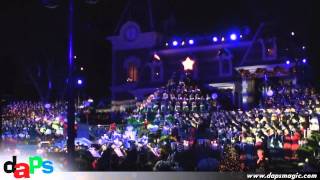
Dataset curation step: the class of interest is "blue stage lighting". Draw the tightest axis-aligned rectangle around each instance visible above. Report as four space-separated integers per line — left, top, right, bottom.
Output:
286 60 290 65
172 41 178 46
230 33 237 40
212 37 218 42
302 58 307 63
188 39 194 45
77 79 83 85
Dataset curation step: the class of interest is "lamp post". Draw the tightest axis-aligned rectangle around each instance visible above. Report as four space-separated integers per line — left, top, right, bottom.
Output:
41 0 99 158
41 0 76 159
66 0 76 156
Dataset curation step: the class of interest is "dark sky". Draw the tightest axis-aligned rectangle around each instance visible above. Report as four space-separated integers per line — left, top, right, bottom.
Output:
0 0 318 101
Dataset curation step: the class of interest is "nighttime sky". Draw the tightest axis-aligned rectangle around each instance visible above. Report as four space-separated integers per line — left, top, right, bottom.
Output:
0 0 318 101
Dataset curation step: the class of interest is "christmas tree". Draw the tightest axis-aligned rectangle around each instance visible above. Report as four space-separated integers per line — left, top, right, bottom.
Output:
125 75 217 135
219 145 242 171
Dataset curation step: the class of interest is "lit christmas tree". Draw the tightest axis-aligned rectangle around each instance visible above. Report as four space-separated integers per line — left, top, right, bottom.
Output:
125 75 217 133
219 145 242 171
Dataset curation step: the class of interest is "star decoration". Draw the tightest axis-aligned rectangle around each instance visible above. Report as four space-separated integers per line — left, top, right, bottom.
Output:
182 57 195 71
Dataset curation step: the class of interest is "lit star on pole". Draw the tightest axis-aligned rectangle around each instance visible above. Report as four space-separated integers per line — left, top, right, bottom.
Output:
182 57 195 71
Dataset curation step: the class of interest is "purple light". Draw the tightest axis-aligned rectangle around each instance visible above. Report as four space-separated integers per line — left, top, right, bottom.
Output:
212 37 218 42
267 89 274 97
68 0 74 71
188 39 194 45
302 58 307 63
211 93 218 100
172 41 178 46
77 79 83 85
230 33 237 40
48 81 52 89
45 103 51 109
286 60 290 65
291 32 295 36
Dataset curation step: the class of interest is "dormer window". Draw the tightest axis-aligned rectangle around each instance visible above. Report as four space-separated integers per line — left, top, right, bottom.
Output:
216 48 233 77
148 61 163 82
266 48 274 56
260 38 277 60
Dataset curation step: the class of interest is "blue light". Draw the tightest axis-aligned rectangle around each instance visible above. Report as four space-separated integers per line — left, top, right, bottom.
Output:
211 93 218 100
77 79 83 85
302 58 307 63
212 37 218 42
172 41 178 46
286 60 290 65
188 39 194 45
230 33 237 40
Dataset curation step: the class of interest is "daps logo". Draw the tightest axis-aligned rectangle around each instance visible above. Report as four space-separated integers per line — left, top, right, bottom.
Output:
2 156 54 178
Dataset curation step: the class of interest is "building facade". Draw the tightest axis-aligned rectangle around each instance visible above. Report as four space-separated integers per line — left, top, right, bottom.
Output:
107 21 295 110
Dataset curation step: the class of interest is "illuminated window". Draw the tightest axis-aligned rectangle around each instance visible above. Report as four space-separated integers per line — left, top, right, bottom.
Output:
127 63 138 82
123 56 140 83
266 48 274 56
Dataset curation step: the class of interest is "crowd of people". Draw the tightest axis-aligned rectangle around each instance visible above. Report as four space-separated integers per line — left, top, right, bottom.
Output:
126 78 217 136
80 78 319 171
1 101 67 143
1 77 320 172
